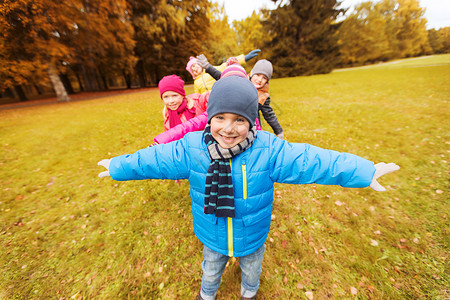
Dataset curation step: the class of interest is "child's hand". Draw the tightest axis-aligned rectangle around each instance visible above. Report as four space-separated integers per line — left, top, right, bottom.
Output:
98 159 111 178
244 49 261 61
370 162 400 191
196 54 209 69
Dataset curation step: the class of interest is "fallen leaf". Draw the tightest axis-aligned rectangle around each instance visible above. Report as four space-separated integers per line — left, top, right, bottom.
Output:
374 230 381 235
370 239 379 246
335 201 344 206
281 240 288 249
296 283 304 289
436 189 443 194
305 291 314 300
400 238 407 243
413 238 419 244
350 286 357 295
367 285 375 292
279 225 288 232
283 276 288 284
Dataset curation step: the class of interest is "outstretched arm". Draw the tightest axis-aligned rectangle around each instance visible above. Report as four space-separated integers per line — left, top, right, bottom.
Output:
153 112 208 144
270 137 399 190
197 54 222 80
259 98 283 136
98 139 191 181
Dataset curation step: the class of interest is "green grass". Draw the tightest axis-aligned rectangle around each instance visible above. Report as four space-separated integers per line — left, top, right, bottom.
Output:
1 54 449 299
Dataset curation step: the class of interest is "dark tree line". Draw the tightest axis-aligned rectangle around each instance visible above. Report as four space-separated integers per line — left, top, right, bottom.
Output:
0 0 447 102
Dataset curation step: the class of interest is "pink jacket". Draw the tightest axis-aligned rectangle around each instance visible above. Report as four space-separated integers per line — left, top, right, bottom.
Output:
154 112 262 144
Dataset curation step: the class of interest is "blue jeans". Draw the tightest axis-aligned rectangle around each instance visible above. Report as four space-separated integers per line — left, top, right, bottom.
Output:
200 244 265 300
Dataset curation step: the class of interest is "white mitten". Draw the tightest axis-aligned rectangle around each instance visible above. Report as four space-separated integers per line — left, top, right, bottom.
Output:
370 162 400 191
97 159 111 178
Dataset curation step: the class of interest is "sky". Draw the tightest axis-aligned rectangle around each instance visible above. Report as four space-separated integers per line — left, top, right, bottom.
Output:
213 0 450 30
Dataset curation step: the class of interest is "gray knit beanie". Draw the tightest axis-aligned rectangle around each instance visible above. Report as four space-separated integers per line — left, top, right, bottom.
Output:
250 59 273 80
207 76 258 127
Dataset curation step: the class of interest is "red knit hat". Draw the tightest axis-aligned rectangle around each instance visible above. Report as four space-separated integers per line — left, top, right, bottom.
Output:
158 75 186 98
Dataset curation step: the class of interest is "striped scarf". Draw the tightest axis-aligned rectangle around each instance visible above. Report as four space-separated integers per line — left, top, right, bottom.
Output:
203 125 256 218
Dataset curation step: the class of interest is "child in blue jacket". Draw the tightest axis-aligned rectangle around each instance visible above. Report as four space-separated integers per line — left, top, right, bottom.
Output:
98 76 399 300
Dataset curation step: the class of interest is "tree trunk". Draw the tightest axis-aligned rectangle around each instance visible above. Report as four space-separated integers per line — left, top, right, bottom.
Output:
59 73 75 94
136 59 147 87
3 87 15 99
33 82 43 95
48 65 70 102
123 70 132 89
80 64 100 92
75 71 84 92
14 85 28 101
98 68 108 90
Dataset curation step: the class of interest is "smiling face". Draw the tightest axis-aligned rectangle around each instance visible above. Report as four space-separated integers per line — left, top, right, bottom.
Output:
162 91 184 111
191 63 203 77
210 113 250 149
250 73 268 89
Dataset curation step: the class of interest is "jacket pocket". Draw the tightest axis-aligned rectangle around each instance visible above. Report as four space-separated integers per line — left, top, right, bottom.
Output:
192 203 218 245
242 206 272 248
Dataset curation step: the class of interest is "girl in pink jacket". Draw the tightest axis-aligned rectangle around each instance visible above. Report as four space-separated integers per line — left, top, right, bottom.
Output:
158 75 208 131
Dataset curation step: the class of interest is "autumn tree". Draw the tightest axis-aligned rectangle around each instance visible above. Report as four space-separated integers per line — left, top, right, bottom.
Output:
262 0 345 77
385 0 430 57
202 3 240 65
128 0 211 85
338 1 391 66
233 11 271 59
428 27 450 54
338 0 431 66
0 0 73 101
64 0 137 91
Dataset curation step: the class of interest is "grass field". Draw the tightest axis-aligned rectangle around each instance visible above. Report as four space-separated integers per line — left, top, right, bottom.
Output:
0 54 449 299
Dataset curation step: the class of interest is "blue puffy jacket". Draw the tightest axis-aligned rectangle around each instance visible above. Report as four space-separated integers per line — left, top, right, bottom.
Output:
109 131 375 257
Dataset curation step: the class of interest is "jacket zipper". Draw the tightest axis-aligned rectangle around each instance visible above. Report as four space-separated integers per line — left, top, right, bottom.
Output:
228 159 233 257
227 163 247 257
242 164 247 200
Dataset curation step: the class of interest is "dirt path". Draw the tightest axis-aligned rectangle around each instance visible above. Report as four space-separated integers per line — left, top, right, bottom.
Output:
0 86 160 111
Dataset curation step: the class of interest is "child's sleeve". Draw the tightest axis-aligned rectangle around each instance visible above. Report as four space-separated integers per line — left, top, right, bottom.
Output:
108 138 191 181
205 65 222 81
270 137 376 188
259 98 283 135
154 113 208 144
